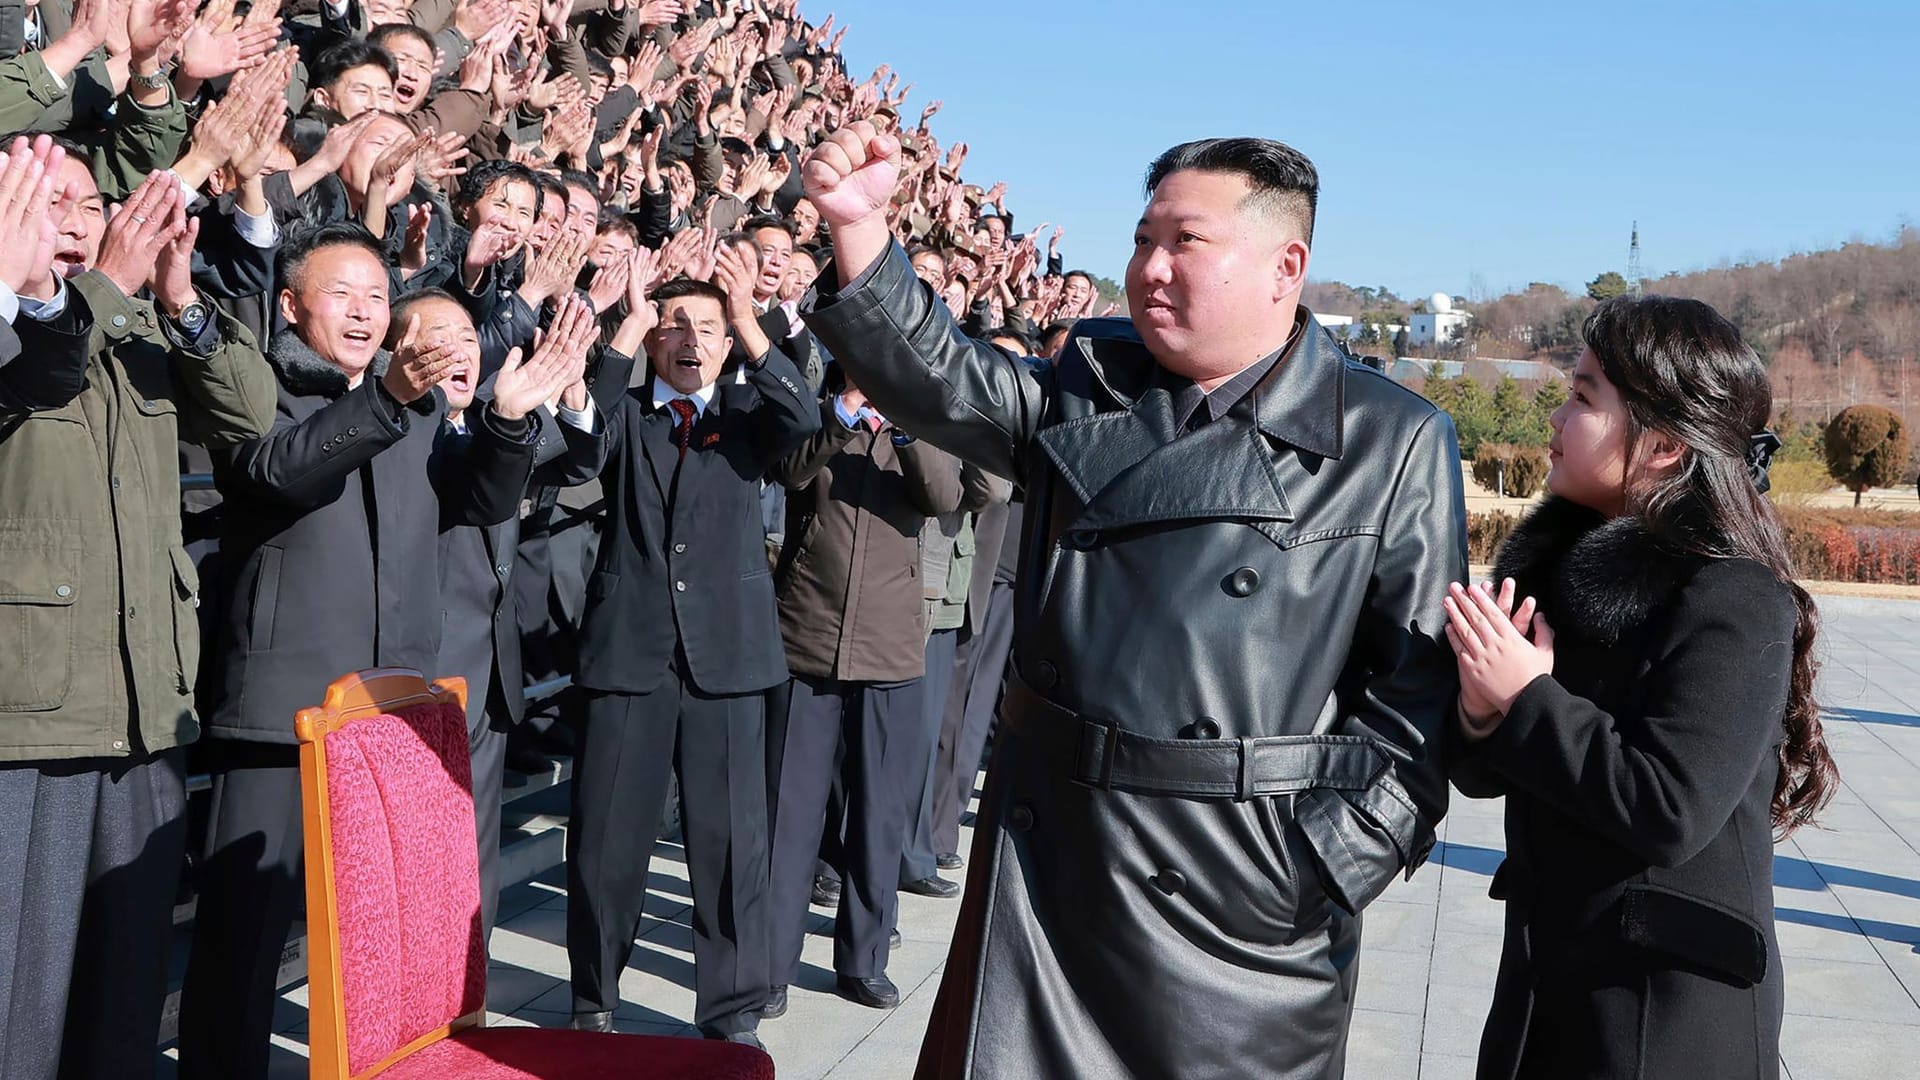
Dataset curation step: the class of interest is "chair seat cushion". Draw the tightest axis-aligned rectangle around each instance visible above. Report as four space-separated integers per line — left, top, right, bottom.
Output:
378 1027 774 1079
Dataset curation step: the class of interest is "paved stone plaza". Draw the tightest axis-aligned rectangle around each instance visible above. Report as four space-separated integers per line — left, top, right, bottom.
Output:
177 594 1920 1078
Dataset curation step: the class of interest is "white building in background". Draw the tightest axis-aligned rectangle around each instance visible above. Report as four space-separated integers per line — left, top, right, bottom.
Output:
1313 313 1408 345
1409 292 1471 347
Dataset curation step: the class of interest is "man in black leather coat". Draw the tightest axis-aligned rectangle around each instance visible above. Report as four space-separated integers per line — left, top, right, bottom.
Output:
798 127 1468 1078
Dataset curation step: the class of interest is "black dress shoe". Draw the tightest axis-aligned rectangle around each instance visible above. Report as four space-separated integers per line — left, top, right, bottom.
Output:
713 1030 766 1052
889 928 902 949
936 852 964 871
568 1010 614 1032
901 874 961 898
763 985 788 1019
835 974 901 1009
811 874 842 907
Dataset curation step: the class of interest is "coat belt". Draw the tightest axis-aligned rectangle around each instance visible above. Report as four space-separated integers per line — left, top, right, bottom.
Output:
1003 671 1390 800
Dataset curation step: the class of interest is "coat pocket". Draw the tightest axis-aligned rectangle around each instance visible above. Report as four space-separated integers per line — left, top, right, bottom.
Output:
248 546 283 652
0 548 80 711
1618 883 1768 988
169 547 201 695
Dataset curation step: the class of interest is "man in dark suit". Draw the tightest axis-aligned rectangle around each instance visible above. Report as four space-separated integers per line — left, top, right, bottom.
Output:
545 254 819 1049
180 225 575 1080
415 287 637 943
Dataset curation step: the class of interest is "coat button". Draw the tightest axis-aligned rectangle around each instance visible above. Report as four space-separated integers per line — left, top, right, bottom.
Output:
1008 804 1035 831
55 584 73 598
1034 660 1058 689
496 563 510 576
142 399 157 410
112 739 126 750
111 315 127 328
1227 567 1262 597
1190 717 1220 740
673 543 687 554
1068 529 1099 551
347 426 359 437
1152 870 1186 895
675 580 687 592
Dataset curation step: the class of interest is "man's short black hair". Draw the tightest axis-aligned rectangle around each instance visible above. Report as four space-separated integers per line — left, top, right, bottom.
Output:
456 159 540 216
653 277 731 311
742 214 791 240
311 39 399 90
559 168 600 206
278 221 385 294
596 212 641 244
368 22 436 59
1144 137 1318 245
1064 269 1094 287
387 286 467 347
533 172 568 207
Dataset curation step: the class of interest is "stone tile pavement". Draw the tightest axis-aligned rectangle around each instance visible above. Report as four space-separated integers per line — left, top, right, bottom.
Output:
165 594 1920 1078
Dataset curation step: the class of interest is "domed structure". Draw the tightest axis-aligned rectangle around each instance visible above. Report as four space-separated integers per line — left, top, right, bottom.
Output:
1428 292 1454 314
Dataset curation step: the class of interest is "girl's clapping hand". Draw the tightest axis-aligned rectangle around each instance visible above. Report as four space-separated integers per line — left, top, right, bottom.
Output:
1445 578 1554 740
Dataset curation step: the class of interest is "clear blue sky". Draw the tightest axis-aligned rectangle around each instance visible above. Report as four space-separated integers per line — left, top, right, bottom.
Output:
820 0 1920 302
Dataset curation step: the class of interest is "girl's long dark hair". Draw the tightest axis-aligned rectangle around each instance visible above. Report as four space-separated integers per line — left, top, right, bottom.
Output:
1585 295 1837 835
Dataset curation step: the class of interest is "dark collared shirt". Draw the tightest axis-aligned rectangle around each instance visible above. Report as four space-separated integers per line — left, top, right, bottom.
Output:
1158 313 1308 434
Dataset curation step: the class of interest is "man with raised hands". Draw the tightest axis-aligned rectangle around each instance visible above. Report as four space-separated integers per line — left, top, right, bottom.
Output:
543 240 818 1051
178 222 577 1080
0 136 277 1080
799 122 1465 1079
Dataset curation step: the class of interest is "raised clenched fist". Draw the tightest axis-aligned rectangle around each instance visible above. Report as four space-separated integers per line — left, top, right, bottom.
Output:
801 120 902 232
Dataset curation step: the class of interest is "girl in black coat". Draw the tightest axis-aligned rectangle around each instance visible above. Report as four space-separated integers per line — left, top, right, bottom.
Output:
1445 296 1838 1080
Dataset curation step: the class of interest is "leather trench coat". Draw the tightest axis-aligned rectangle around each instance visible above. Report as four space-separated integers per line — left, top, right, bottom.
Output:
805 243 1467 1079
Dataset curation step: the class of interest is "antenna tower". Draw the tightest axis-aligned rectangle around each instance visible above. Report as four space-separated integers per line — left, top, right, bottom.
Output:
1628 221 1644 296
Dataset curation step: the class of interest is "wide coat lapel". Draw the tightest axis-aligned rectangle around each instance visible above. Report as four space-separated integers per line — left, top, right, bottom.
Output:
1035 320 1349 533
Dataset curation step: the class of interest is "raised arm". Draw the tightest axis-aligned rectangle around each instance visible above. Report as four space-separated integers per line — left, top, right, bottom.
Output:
800 121 1049 485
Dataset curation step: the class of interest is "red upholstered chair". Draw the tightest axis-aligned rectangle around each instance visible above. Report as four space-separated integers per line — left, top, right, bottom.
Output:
296 668 774 1080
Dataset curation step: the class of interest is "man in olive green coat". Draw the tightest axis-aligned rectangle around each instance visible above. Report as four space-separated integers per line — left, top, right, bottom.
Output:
0 145 275 1080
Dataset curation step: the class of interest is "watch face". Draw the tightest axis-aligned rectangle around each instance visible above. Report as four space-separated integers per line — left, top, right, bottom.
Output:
179 304 208 332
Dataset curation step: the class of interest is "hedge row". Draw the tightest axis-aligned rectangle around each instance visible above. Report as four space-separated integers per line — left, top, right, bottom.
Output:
1467 506 1920 585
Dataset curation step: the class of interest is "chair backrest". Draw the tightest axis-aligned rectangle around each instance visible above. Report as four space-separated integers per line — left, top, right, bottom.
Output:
297 668 485 1080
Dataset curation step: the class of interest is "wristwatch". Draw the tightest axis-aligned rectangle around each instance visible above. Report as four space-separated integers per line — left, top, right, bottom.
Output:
173 300 210 338
130 65 173 92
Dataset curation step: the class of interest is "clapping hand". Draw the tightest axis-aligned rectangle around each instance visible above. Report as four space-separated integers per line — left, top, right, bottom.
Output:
383 315 465 405
0 137 67 295
711 241 760 324
461 219 521 287
95 172 189 300
497 293 598 417
400 204 435 279
585 255 630 315
180 0 282 81
1444 578 1554 740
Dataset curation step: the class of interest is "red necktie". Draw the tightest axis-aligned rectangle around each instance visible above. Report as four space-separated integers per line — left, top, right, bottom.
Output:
668 398 697 461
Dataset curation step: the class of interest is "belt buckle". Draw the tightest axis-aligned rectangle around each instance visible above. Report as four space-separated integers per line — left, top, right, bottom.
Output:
1078 716 1120 792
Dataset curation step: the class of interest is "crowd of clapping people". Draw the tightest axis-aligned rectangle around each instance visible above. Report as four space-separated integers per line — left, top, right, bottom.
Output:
0 0 1104 1075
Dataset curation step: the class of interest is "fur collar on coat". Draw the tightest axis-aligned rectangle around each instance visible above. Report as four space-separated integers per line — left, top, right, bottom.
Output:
1491 496 1704 649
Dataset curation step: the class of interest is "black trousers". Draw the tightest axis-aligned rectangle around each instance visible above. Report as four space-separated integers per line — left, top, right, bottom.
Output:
177 740 304 1080
934 579 1015 857
566 679 770 1036
470 707 508 944
899 628 959 882
769 674 923 984
0 750 187 1080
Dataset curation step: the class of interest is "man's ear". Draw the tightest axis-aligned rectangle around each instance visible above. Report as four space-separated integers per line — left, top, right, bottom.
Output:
278 288 299 327
310 87 334 113
1275 236 1310 303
